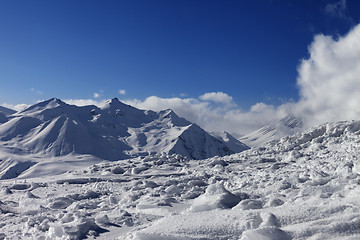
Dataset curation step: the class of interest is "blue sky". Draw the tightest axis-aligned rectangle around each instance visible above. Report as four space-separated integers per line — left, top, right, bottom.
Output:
0 0 358 106
2 0 360 135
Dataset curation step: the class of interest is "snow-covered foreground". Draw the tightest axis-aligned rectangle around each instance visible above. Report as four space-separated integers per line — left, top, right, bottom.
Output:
2 120 360 239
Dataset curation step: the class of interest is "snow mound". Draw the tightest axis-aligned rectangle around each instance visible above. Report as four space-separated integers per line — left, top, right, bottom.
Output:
189 182 240 212
0 159 36 179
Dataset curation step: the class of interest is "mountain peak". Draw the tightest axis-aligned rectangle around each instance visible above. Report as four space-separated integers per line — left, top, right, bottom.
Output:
240 114 304 148
159 109 190 127
279 114 303 129
0 97 248 161
100 98 130 111
20 98 67 113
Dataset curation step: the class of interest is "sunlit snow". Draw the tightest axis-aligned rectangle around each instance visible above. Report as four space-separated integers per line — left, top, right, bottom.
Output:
1 100 360 239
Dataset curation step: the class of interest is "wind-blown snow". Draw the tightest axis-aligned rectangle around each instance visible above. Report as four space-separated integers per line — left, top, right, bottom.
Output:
1 120 360 239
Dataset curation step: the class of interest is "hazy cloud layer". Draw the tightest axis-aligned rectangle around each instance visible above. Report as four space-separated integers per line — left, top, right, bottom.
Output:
124 96 285 136
1 103 30 112
325 0 348 19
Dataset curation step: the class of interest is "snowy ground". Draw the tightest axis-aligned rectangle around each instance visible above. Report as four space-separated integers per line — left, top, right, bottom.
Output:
1 120 360 239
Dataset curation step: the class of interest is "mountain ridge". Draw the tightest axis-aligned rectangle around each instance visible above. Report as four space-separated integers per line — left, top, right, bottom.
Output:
240 114 304 148
0 98 249 161
0 105 16 124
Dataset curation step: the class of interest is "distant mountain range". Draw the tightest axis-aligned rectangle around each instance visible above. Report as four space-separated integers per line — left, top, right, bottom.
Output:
0 98 249 160
239 114 303 147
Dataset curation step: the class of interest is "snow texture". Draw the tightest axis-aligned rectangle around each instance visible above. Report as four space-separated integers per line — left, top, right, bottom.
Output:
0 105 16 116
0 105 15 124
1 119 360 239
240 114 303 147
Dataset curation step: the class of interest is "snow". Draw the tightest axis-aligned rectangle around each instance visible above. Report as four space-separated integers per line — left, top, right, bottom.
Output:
188 182 241 212
212 131 250 153
240 114 303 148
0 112 8 124
0 105 16 116
0 98 242 163
1 99 360 239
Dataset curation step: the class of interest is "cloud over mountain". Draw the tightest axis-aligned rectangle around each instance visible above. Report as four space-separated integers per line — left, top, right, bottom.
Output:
295 23 360 127
124 95 284 136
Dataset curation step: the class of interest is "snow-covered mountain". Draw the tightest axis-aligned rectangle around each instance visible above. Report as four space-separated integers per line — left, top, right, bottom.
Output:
0 98 244 160
240 114 303 147
0 105 15 124
212 131 249 152
0 112 7 124
0 105 16 116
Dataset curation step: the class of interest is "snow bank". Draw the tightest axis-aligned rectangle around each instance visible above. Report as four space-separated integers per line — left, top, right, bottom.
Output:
189 182 240 212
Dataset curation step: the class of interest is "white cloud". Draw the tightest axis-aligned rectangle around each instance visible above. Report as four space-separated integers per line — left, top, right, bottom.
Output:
124 96 210 125
93 93 100 98
124 95 284 136
119 89 126 95
199 92 233 104
295 23 360 128
2 103 30 112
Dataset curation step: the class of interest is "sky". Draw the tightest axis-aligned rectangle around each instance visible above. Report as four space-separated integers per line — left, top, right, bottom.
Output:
1 0 360 135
